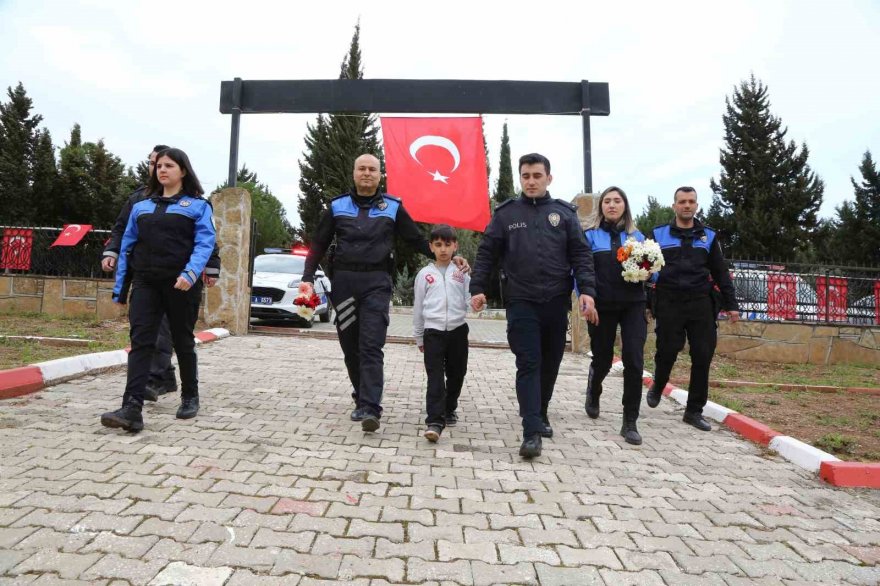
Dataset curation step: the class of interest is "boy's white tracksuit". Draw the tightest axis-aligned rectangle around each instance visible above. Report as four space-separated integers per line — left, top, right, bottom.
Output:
413 263 471 346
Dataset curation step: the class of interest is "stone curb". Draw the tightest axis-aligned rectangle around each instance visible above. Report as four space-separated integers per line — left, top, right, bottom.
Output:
0 328 231 401
620 361 879 489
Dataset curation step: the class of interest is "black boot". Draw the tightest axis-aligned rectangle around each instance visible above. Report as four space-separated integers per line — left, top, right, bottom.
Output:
683 411 711 431
350 406 367 421
176 395 199 420
101 404 144 433
540 414 553 438
519 434 542 458
620 417 642 445
362 413 380 432
646 383 662 408
585 366 602 419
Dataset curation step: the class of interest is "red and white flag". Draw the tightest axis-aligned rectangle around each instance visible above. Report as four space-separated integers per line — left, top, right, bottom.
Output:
51 224 92 247
0 228 33 270
381 117 490 232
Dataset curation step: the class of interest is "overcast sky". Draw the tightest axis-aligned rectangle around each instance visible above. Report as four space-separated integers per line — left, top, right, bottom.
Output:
2 0 879 229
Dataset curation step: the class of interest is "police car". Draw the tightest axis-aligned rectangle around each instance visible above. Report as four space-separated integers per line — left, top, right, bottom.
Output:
250 248 331 326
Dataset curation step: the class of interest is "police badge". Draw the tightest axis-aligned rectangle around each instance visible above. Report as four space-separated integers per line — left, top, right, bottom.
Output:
548 212 560 227
180 200 191 207
377 200 388 211
700 234 707 242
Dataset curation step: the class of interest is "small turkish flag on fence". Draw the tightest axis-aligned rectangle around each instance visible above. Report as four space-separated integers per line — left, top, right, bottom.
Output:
381 117 490 232
51 224 92 247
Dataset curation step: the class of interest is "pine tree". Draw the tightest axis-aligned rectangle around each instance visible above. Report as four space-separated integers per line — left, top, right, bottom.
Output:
634 196 674 234
707 76 824 260
87 139 130 227
31 129 59 224
828 151 880 266
217 166 295 253
494 122 515 202
0 83 42 224
57 124 92 224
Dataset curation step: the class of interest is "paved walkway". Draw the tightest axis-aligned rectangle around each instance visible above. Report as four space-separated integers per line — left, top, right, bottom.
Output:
1 334 879 585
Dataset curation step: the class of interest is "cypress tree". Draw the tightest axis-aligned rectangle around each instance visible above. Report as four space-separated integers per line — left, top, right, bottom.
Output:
494 122 515 203
31 129 59 225
828 151 880 266
707 75 823 260
0 83 42 224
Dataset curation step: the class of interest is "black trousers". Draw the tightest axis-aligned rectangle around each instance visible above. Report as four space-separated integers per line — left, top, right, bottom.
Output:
123 279 202 408
506 295 569 437
652 294 717 414
588 301 647 419
149 315 176 385
330 270 392 418
423 324 469 428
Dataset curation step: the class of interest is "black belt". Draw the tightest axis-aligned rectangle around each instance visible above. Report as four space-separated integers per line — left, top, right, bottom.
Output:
333 261 388 272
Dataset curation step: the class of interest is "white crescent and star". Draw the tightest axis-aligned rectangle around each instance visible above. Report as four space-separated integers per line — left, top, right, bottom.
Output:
63 225 82 236
409 135 460 184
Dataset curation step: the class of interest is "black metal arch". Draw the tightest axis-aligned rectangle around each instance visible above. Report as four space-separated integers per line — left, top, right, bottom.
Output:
219 78 610 192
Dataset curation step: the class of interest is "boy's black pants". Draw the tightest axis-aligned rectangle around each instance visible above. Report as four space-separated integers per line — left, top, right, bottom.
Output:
423 324 469 428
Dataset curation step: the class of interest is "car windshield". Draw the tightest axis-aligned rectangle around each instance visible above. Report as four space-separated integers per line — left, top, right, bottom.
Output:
254 255 306 274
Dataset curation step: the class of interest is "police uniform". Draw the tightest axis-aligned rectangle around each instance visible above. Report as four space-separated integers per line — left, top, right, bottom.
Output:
649 220 738 415
470 193 596 440
302 191 432 420
104 187 221 395
111 193 216 411
584 223 648 429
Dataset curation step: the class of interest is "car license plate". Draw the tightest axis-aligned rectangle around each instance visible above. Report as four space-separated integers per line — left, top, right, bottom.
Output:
251 296 273 305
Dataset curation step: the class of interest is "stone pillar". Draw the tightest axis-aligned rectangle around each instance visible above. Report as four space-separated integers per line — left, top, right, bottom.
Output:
570 193 599 353
204 187 252 335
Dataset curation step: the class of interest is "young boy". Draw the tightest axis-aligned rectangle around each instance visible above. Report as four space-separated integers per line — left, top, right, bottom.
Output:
413 224 471 442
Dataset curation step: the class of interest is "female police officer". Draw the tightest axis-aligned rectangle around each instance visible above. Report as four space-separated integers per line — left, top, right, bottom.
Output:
583 186 648 445
101 148 216 432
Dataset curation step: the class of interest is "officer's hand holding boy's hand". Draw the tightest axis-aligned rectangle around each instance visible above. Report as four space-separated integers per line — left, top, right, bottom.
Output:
727 310 740 324
299 282 314 296
452 256 471 274
471 294 487 312
101 257 116 272
418 345 424 353
579 294 599 325
174 276 192 291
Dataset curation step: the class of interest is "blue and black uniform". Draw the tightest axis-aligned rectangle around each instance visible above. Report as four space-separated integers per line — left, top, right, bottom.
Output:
650 220 738 414
104 186 221 391
470 193 596 439
112 193 216 408
302 191 432 419
584 222 648 420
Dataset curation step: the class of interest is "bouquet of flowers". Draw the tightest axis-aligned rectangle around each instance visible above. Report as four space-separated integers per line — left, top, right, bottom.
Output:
293 292 321 321
616 238 665 283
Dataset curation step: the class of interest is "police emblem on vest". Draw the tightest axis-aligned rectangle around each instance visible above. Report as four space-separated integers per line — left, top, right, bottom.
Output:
377 200 388 211
180 200 191 207
548 212 560 227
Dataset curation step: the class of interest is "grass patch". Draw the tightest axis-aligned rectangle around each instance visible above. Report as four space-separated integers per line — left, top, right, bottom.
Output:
813 433 857 455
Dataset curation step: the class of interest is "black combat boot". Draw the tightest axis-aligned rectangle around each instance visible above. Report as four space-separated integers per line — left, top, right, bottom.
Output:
519 434 542 458
620 416 642 445
646 383 662 408
585 366 602 419
176 395 199 419
101 404 144 433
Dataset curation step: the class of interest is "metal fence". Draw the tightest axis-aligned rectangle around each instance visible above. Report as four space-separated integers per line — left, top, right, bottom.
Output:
729 259 880 325
1 225 112 279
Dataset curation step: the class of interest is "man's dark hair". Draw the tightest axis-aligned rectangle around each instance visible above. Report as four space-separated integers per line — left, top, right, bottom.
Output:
146 147 205 197
152 144 171 153
673 186 697 202
518 153 551 174
430 224 457 243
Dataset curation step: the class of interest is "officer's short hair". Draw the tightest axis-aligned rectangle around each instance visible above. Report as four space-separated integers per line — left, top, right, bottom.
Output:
673 186 697 202
152 144 170 154
519 153 551 175
429 224 457 243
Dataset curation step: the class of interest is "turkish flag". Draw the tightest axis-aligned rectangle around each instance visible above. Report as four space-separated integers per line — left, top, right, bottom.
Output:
1 228 33 270
51 224 92 247
381 117 490 232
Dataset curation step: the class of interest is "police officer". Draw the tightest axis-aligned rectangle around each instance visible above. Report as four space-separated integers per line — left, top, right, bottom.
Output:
102 144 220 402
101 148 216 432
645 186 739 431
470 153 598 459
299 154 469 433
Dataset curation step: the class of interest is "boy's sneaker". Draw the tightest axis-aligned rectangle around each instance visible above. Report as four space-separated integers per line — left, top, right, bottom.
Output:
362 414 380 432
424 425 442 442
445 412 458 426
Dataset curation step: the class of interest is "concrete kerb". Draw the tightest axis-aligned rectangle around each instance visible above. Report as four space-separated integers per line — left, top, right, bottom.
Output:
0 328 231 400
623 361 880 489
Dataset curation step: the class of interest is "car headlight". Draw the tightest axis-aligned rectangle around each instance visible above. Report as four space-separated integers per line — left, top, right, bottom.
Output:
288 279 301 289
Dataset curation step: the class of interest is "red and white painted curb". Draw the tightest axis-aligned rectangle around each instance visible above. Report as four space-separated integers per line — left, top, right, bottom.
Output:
0 328 230 401
609 358 880 489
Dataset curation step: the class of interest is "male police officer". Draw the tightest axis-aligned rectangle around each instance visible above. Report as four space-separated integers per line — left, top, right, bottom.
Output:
646 186 739 431
102 145 220 402
300 154 469 433
470 153 598 459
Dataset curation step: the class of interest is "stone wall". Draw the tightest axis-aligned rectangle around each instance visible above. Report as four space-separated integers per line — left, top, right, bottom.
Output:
0 275 123 320
570 193 599 353
203 187 252 335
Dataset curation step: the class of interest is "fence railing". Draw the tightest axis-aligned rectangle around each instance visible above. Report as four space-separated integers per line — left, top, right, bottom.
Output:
728 259 880 325
1 225 112 279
